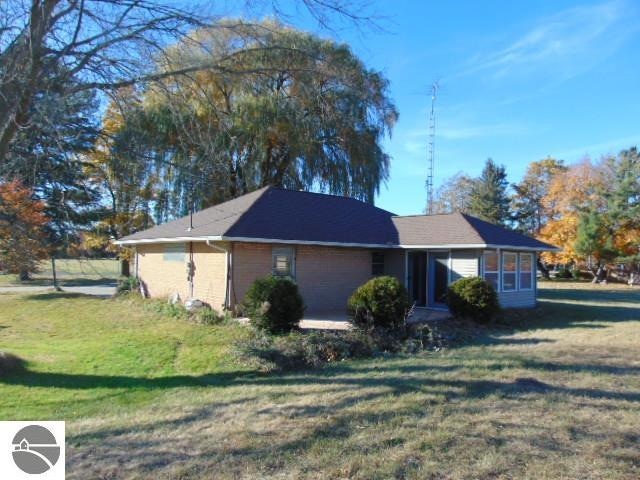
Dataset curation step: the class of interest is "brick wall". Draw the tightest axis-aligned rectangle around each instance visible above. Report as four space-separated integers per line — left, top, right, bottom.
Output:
230 242 273 308
295 245 372 313
385 249 406 284
137 241 408 315
136 243 190 302
231 242 382 313
191 242 228 311
135 242 227 311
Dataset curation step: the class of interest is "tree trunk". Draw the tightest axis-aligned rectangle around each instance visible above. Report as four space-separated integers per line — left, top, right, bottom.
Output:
121 259 130 277
19 270 30 282
51 257 60 290
536 258 550 279
0 0 60 163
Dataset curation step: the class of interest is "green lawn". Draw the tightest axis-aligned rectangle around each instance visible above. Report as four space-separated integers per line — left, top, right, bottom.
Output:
1 283 639 479
0 258 119 286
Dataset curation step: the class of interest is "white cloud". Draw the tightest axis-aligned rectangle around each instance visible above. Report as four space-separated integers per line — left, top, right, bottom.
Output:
458 0 635 81
549 134 640 161
406 122 528 142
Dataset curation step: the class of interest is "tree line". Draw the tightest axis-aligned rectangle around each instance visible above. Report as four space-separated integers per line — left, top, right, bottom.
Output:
432 151 640 278
0 1 394 278
0 2 637 281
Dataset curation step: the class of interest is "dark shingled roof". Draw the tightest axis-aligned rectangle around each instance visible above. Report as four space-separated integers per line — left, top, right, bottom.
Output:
392 212 554 250
117 186 556 250
117 187 269 241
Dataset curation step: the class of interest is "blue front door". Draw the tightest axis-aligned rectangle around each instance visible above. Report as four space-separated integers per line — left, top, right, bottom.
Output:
428 252 449 307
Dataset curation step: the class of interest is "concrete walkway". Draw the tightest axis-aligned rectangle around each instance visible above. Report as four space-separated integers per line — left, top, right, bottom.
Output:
238 308 452 331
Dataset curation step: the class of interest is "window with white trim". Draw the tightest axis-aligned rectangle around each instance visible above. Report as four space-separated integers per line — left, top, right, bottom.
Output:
483 251 499 291
164 243 185 262
272 247 295 277
519 253 534 290
502 252 517 291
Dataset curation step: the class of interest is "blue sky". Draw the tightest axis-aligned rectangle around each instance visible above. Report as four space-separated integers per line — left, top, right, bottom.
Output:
235 0 640 214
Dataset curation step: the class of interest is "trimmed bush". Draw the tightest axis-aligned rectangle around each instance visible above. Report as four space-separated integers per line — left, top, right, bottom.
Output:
347 276 410 331
446 276 499 324
243 275 305 334
555 268 573 279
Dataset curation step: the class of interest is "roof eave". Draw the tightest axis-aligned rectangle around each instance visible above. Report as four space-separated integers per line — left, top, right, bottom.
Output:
113 235 223 246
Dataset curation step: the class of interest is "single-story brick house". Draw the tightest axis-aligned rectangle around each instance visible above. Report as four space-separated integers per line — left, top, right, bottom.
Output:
116 186 556 313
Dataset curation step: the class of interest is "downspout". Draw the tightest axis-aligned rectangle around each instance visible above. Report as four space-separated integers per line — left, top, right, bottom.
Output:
496 247 502 293
206 239 231 311
134 246 139 278
188 242 194 298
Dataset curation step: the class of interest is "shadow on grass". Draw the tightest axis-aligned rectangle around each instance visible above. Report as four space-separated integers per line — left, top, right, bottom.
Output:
59 362 640 478
24 292 92 301
3 360 638 403
59 278 117 287
0 370 254 390
539 286 639 304
0 277 116 288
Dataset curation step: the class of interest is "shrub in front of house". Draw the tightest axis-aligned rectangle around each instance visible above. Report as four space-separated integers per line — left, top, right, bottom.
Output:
194 306 227 325
116 275 139 295
243 275 305 334
234 321 469 372
347 276 410 331
446 277 499 324
234 329 379 371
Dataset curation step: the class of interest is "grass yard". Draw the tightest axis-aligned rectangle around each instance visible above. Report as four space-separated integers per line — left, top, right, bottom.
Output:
0 258 119 286
1 283 639 479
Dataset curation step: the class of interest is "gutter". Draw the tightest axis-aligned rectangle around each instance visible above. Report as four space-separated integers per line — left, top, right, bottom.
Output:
115 237 558 252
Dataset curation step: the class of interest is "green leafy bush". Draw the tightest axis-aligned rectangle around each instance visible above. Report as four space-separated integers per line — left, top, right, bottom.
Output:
194 307 227 325
347 276 409 331
143 298 189 320
446 277 499 324
555 268 573 279
243 275 305 334
116 276 139 295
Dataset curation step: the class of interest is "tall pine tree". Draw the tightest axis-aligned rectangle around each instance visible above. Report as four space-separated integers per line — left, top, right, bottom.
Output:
469 158 511 226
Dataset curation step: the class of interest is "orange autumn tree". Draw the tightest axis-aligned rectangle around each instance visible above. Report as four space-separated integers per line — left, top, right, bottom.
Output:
0 180 50 280
538 158 606 265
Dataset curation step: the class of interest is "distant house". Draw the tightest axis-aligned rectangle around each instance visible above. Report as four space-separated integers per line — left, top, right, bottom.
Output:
116 187 556 313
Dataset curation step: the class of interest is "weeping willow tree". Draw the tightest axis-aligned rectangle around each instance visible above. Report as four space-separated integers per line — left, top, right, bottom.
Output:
99 21 397 220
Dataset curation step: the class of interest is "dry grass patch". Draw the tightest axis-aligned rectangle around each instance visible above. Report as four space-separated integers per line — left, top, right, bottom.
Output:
1 282 639 479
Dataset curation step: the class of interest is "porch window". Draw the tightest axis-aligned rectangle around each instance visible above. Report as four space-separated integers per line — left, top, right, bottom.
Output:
371 252 385 275
272 247 295 277
502 252 517 291
519 253 533 290
164 243 185 262
482 251 499 291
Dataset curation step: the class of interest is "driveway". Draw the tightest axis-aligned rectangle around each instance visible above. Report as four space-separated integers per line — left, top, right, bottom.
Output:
0 283 117 297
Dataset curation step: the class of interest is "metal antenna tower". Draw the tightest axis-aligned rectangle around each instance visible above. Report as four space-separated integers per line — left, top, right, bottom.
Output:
426 82 438 214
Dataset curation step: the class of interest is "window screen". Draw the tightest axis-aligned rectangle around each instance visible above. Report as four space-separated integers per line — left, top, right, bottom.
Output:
520 253 533 290
483 251 499 291
272 247 295 277
502 252 517 291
